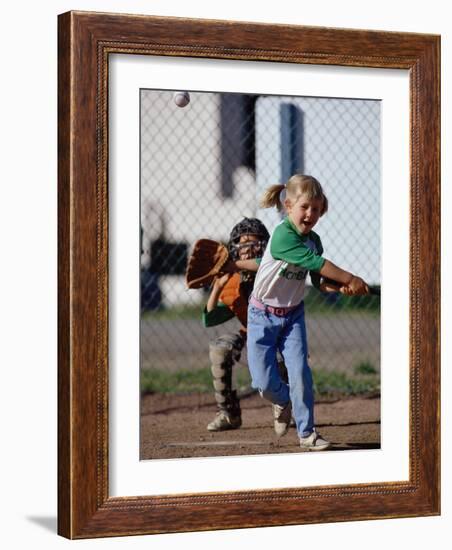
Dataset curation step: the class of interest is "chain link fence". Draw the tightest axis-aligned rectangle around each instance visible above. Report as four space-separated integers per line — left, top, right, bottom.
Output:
140 89 380 391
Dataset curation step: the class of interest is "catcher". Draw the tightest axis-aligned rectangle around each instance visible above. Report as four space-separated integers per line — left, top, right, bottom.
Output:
200 218 270 432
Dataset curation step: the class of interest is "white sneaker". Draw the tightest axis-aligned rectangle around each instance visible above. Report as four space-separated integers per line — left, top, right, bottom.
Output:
272 402 292 437
207 411 241 432
299 429 331 451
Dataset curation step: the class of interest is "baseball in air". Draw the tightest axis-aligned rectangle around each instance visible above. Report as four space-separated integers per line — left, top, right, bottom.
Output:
173 91 190 108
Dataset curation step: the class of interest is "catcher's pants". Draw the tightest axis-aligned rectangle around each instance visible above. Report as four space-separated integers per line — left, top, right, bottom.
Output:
209 333 244 415
246 301 314 438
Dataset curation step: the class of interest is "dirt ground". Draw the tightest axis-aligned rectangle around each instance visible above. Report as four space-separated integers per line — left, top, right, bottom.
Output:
140 392 380 460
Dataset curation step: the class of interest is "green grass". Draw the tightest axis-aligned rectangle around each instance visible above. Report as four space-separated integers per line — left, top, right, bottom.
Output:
304 288 381 315
140 367 253 395
142 303 204 321
142 288 380 321
312 369 380 397
141 364 380 397
353 361 378 375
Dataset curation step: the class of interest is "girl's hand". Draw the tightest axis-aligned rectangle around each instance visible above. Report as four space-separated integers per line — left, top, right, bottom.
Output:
341 275 369 296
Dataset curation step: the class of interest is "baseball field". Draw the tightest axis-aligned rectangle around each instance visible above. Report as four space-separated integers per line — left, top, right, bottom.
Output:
140 310 380 460
140 392 380 460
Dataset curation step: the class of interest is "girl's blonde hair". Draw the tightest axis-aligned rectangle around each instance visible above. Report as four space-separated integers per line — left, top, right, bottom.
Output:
259 174 328 215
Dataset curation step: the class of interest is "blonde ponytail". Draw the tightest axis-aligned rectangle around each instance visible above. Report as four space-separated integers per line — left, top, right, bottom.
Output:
259 175 328 215
259 183 286 211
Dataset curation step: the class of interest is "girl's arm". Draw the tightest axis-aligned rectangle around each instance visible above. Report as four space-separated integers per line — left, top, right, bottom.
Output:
234 259 259 272
312 270 354 293
320 260 369 295
222 258 259 273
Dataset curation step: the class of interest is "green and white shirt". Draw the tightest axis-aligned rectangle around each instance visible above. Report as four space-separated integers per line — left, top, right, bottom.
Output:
252 218 325 308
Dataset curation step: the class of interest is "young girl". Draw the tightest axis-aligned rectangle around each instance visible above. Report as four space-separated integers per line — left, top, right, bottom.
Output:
246 174 369 451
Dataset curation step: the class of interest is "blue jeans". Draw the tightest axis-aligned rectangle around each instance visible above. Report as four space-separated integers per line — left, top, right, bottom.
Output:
246 302 314 437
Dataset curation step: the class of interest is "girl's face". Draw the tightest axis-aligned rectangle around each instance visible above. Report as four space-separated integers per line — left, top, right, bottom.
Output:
285 193 323 235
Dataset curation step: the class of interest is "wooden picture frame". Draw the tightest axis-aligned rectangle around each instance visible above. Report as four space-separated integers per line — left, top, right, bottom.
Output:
58 11 440 539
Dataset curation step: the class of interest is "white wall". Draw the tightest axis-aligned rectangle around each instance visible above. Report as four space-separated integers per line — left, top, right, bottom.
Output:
1 1 449 549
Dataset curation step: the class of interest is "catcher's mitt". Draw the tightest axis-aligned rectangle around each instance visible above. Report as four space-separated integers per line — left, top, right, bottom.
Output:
185 239 230 289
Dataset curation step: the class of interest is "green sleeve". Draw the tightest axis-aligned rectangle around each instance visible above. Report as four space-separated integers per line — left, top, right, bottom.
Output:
202 302 235 327
270 222 325 272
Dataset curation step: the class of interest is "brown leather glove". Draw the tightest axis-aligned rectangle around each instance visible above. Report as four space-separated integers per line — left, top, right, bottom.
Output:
185 239 230 289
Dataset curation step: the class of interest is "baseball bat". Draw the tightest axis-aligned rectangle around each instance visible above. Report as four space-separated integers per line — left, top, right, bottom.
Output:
322 277 380 296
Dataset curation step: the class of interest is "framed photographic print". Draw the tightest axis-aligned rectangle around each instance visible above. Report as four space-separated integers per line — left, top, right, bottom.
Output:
58 11 440 538
137 86 383 463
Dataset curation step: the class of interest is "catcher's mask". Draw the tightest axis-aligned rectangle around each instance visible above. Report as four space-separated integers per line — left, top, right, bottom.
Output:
228 218 270 261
